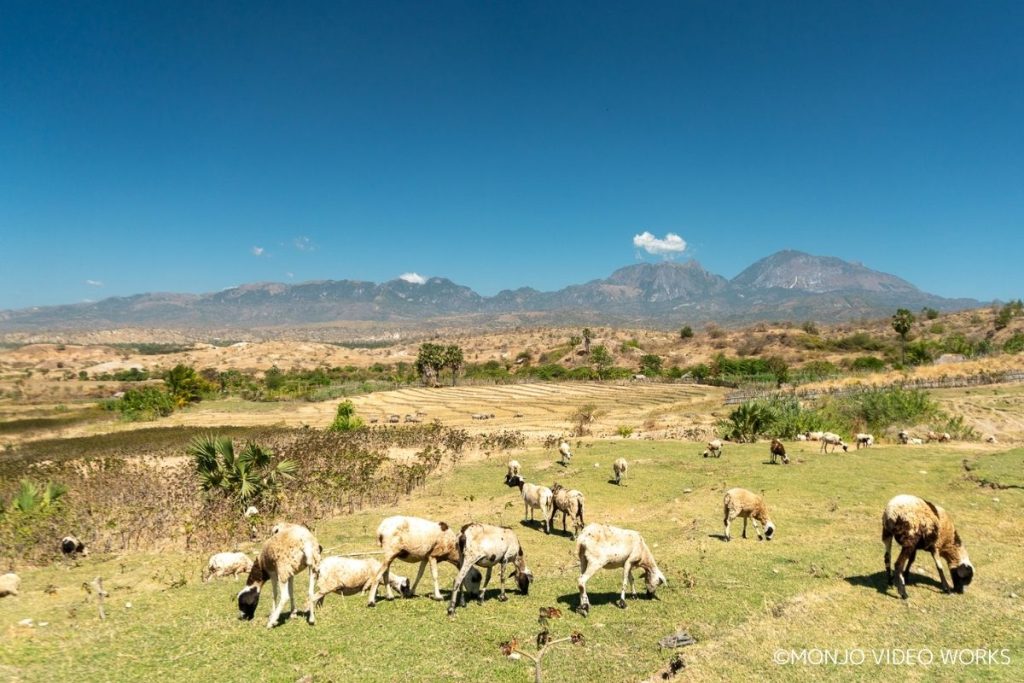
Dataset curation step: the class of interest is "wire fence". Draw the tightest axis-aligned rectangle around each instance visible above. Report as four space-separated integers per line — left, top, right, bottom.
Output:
724 371 1024 405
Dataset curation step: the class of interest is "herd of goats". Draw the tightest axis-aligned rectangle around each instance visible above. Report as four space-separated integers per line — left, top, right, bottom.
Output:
0 435 976 631
210 435 974 629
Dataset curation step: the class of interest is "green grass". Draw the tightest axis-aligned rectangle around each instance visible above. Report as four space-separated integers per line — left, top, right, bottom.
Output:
2 442 1022 681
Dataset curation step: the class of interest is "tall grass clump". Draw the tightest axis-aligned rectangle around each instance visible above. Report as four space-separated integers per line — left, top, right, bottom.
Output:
818 387 938 433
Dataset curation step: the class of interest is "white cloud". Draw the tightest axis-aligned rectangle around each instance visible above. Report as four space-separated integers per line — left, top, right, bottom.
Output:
633 231 687 257
84 279 104 287
293 236 314 251
251 246 265 256
399 272 427 284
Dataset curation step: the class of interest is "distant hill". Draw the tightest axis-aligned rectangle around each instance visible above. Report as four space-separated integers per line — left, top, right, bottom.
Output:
0 251 981 330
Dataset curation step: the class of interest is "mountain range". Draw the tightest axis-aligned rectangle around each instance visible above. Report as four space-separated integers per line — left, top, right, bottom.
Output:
0 251 980 331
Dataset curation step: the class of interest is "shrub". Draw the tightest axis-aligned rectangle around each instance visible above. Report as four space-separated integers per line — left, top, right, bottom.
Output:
568 404 601 437
679 326 694 339
818 387 938 433
106 386 177 421
616 425 635 438
1004 332 1024 354
850 356 886 372
921 307 940 320
639 354 663 376
801 320 820 335
329 400 364 432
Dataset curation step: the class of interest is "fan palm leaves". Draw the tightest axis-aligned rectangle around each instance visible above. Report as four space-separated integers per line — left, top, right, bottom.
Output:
187 435 296 508
6 479 68 514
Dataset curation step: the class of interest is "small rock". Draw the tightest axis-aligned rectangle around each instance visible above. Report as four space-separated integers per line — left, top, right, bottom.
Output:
992 498 1000 503
508 653 521 661
683 488 693 494
18 618 33 627
918 471 928 475
1009 592 1018 599
38 622 48 627
125 602 133 608
594 463 600 468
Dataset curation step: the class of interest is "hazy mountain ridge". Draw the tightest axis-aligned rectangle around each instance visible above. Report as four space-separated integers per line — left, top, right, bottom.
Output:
0 251 981 330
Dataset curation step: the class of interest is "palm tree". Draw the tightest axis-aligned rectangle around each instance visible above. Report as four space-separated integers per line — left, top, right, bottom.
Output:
891 309 915 365
188 435 296 508
7 479 67 513
444 345 465 386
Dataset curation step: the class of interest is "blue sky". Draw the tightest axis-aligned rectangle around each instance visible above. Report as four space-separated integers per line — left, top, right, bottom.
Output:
1 1 1022 310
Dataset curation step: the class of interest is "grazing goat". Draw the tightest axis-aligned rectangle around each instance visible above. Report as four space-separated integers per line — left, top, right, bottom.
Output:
237 522 321 628
448 523 532 615
558 440 572 465
723 488 775 541
703 439 723 458
575 523 666 615
205 551 253 582
612 457 628 484
366 516 481 607
882 494 974 600
819 432 848 453
909 437 924 445
549 483 586 537
60 535 87 557
769 438 789 464
505 474 554 534
313 556 411 606
0 573 19 598
506 459 522 480
897 430 910 445
805 431 824 441
855 433 874 449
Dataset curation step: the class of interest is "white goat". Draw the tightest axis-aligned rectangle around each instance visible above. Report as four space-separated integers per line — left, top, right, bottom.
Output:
204 551 253 581
366 516 481 607
703 439 723 458
819 432 848 453
313 556 410 606
612 457 628 484
575 523 667 615
558 440 572 465
505 474 554 534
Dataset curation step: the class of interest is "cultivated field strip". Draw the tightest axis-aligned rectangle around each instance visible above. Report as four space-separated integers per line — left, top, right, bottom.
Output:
350 381 727 433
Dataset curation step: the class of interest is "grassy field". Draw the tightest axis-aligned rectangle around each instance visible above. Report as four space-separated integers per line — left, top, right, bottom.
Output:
2 441 1022 682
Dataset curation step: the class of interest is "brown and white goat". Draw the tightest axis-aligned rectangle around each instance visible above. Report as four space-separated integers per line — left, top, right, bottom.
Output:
237 522 321 628
447 523 532 616
723 488 776 541
549 483 586 537
882 494 974 600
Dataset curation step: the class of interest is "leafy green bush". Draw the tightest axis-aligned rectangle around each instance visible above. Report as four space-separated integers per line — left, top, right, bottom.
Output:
1004 332 1024 354
616 425 635 438
679 326 694 339
329 400 364 432
639 354 663 376
106 386 177 420
850 356 886 372
818 387 938 433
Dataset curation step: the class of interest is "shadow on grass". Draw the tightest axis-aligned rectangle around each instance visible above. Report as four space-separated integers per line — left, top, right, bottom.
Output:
606 479 625 485
554 591 658 612
519 520 551 534
844 570 944 597
707 533 731 542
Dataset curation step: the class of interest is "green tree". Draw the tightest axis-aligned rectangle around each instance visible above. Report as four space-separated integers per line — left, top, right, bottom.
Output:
921 307 939 320
679 326 694 339
589 345 612 373
329 400 364 432
443 344 465 386
569 335 582 349
639 354 663 376
188 435 296 509
415 343 446 386
164 364 205 405
582 328 592 355
891 308 916 365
